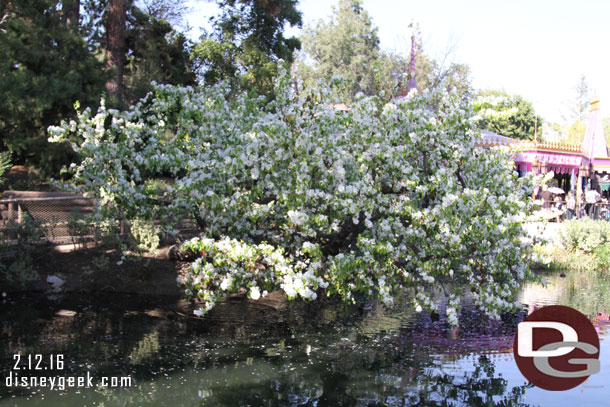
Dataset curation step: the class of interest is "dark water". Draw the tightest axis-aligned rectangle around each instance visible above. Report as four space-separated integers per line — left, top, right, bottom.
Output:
1 270 610 406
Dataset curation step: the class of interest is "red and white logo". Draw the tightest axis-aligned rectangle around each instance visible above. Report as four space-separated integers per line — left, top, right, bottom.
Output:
513 305 600 391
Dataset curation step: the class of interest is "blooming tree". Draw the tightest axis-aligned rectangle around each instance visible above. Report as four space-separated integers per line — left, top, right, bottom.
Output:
49 74 538 324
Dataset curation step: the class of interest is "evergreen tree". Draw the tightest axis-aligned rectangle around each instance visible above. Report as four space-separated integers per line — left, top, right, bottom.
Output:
61 0 80 30
124 7 197 103
0 0 198 178
84 0 197 106
562 74 591 123
0 0 107 175
555 75 592 145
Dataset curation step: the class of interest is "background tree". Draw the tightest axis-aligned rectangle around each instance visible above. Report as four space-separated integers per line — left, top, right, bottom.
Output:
561 119 587 145
295 0 380 103
124 7 197 102
553 75 610 147
106 0 127 106
549 76 600 145
62 0 80 30
191 0 302 100
377 37 472 101
429 60 471 100
562 74 591 123
138 0 190 28
0 0 107 175
473 90 542 140
0 152 11 187
295 5 472 104
82 0 196 106
554 75 591 144
0 0 196 178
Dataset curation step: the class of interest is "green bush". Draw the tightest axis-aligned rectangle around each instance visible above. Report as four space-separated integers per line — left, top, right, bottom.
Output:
560 218 610 253
1 252 38 287
128 218 160 254
0 214 44 287
91 219 121 249
594 243 610 270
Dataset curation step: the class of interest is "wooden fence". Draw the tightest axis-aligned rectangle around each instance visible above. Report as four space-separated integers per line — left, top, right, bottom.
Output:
0 191 96 243
0 190 200 245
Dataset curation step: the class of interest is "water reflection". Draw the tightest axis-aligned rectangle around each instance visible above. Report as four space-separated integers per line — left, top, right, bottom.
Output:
1 270 609 406
520 269 610 316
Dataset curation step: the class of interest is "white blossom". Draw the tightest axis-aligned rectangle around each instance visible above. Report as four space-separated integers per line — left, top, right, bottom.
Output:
48 73 538 323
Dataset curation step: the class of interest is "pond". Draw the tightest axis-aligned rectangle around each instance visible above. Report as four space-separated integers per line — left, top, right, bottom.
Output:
1 270 610 406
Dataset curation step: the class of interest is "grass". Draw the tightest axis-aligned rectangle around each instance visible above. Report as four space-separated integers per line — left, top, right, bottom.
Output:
533 244 602 273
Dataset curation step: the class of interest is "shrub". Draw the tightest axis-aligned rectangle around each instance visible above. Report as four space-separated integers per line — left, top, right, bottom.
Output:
0 214 44 287
128 218 160 254
594 243 610 271
560 218 610 253
92 219 121 249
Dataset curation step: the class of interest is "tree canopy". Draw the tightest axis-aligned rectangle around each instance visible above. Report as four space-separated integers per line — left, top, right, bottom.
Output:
473 90 542 140
295 0 380 103
0 0 197 176
191 0 302 100
0 0 107 175
562 74 591 123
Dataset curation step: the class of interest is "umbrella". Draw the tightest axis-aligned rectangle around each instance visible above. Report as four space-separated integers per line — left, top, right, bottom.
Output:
547 187 565 194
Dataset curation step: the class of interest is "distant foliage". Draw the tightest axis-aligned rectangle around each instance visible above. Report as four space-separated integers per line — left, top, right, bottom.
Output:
0 0 197 176
123 7 197 104
0 152 11 186
473 90 542 140
0 214 46 287
594 243 610 270
296 0 380 103
295 3 472 104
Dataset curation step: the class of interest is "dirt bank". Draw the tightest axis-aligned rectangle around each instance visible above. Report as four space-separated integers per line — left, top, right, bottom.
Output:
1 245 188 297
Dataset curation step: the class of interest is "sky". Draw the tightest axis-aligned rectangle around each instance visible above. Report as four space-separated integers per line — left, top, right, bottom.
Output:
185 0 610 124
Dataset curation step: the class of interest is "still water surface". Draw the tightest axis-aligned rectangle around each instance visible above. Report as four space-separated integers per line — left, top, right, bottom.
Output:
1 270 610 406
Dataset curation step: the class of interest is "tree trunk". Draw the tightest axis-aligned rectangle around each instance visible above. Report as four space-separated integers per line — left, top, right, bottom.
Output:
62 0 80 30
106 0 126 107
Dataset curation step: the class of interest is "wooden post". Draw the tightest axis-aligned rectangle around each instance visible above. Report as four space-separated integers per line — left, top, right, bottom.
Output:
8 202 14 223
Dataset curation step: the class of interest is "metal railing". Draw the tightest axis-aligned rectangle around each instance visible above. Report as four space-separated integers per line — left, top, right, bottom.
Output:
543 200 610 221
